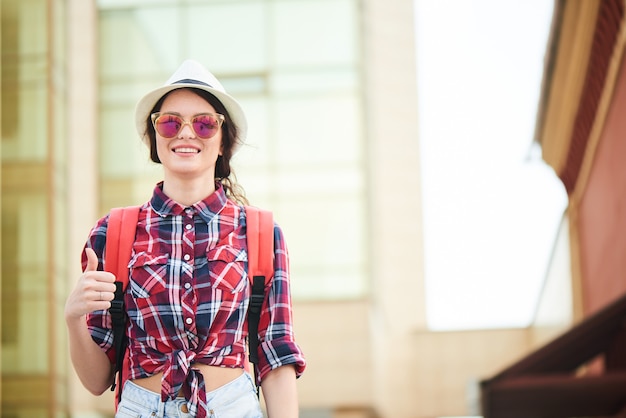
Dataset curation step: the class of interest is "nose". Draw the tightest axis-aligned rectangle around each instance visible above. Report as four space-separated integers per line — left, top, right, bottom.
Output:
178 121 195 138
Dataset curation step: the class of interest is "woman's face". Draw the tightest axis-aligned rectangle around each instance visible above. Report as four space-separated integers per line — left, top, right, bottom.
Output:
155 89 223 180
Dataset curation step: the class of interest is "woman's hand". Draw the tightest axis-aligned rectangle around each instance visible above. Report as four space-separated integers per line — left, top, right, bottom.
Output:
65 247 117 395
65 248 116 320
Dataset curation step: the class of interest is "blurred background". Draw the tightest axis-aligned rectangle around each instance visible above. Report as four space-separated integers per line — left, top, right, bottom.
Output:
3 0 626 417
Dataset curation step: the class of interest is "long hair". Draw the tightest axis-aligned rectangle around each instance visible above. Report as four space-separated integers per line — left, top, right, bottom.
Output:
145 88 248 205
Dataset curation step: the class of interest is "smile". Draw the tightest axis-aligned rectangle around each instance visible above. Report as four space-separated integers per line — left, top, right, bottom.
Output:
173 147 200 154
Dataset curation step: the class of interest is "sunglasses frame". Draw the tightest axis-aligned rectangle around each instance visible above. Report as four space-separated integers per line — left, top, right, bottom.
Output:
151 112 225 139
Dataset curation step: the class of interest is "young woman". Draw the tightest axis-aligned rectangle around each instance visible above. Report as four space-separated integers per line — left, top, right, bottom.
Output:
65 60 306 418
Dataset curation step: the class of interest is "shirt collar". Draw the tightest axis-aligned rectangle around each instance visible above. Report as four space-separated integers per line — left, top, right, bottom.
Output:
149 181 228 223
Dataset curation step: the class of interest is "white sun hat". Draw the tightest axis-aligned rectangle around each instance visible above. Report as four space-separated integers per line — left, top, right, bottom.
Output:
134 59 247 152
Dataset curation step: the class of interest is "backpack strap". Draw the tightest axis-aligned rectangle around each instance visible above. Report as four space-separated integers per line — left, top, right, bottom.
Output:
105 205 140 403
245 206 274 393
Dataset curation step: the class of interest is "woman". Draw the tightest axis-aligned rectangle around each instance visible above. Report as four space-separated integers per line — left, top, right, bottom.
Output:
65 60 306 418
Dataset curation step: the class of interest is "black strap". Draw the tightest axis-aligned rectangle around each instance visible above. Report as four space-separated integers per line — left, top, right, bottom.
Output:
109 281 126 399
248 275 266 395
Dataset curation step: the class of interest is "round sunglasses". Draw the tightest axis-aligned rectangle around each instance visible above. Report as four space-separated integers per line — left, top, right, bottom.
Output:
151 112 225 140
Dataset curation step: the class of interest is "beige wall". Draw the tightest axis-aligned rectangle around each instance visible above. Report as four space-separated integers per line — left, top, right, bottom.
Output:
295 298 536 417
411 329 532 417
295 301 372 408
65 0 101 415
363 1 424 416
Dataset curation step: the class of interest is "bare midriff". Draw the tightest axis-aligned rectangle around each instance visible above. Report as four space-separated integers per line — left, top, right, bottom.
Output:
132 364 244 395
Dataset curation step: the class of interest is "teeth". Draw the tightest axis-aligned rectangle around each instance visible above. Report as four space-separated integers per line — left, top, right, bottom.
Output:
174 147 199 153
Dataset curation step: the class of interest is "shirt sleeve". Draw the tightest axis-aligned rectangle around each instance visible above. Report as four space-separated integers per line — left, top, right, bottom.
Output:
255 223 306 383
83 214 117 364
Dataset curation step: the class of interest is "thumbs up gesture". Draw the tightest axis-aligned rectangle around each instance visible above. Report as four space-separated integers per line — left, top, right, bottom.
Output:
64 247 117 321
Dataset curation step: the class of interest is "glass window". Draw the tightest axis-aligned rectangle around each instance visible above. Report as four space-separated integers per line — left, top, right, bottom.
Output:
187 2 267 72
2 0 49 162
1 0 65 415
280 196 367 299
272 0 357 67
274 94 361 164
97 0 366 300
99 7 182 79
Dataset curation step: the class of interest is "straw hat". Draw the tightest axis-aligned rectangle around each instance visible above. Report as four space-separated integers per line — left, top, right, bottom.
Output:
134 60 247 152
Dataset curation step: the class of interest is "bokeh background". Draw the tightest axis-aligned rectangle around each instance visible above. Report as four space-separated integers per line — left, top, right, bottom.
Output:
3 0 626 417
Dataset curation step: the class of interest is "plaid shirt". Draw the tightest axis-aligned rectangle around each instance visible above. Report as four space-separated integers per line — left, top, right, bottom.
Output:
85 183 305 417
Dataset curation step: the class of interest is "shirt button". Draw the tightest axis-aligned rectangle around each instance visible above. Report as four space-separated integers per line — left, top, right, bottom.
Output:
185 224 192 230
184 282 191 289
184 254 191 261
185 317 193 325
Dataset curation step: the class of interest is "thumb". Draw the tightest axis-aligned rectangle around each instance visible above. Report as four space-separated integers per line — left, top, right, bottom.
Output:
84 247 99 272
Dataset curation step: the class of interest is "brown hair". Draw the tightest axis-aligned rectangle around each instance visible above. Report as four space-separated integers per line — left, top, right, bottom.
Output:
145 88 248 205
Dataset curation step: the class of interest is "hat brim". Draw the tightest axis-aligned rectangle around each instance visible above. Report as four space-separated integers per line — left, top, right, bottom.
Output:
134 83 248 153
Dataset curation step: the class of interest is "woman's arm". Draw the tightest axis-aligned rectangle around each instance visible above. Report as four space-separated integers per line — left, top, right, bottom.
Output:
261 365 298 418
66 314 115 394
255 223 305 416
65 248 117 395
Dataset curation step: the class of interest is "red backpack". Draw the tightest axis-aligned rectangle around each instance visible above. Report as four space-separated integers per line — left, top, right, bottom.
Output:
104 205 274 406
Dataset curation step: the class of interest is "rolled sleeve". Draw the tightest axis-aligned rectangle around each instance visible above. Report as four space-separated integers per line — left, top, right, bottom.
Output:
86 310 116 363
256 224 306 383
258 336 306 381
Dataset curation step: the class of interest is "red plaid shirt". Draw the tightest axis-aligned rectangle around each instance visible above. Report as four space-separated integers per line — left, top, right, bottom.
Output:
85 183 305 416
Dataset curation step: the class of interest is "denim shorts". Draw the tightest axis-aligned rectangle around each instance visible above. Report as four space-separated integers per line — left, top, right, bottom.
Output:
116 372 263 418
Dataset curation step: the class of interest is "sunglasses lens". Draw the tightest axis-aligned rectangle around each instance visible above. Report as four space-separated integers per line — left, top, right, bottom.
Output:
153 113 221 139
192 115 220 139
154 114 183 138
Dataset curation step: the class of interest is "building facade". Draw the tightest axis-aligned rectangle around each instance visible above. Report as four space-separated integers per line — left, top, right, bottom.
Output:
1 1 562 417
482 0 626 416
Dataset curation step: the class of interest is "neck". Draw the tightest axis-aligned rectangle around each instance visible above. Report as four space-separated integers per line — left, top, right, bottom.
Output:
162 174 216 207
